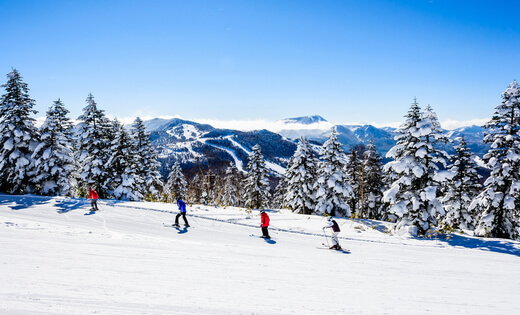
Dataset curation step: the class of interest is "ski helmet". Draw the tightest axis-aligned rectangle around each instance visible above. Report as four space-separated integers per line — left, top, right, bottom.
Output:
260 209 265 214
327 216 333 222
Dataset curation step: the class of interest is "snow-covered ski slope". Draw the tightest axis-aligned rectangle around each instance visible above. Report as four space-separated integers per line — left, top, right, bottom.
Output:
1 194 519 314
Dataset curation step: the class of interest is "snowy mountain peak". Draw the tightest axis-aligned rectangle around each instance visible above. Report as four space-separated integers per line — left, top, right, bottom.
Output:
280 115 328 125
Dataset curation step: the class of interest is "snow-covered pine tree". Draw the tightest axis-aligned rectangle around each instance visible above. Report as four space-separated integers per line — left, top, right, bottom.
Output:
469 81 520 239
188 174 203 204
272 177 288 209
164 161 187 202
363 140 385 220
0 69 39 194
106 119 143 200
285 137 318 214
222 163 242 207
314 127 353 217
441 137 482 232
383 100 448 236
32 99 76 196
419 104 450 223
74 94 112 197
131 117 163 201
243 144 271 209
201 170 216 206
346 147 363 217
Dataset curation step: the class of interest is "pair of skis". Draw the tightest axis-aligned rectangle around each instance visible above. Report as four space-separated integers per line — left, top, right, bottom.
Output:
317 243 350 253
163 223 192 228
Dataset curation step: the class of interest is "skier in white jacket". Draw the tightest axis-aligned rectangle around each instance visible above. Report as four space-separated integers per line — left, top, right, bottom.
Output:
323 217 342 250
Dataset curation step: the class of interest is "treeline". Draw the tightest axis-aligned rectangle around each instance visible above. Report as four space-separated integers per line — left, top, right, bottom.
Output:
1 69 519 240
0 69 164 200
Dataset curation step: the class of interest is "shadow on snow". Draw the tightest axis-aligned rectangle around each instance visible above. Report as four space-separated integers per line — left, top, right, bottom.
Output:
0 194 51 210
432 233 520 258
56 198 88 214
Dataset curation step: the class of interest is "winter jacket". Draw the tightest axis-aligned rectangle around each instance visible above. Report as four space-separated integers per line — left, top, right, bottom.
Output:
177 200 186 213
88 190 99 200
324 219 340 232
261 212 270 227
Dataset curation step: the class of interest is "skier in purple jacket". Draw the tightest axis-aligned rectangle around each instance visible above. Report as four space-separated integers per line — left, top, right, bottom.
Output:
323 217 342 250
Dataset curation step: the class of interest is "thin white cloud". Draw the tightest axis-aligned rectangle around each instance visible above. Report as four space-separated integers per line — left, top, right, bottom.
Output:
441 118 489 130
194 118 334 133
33 114 490 132
106 114 182 126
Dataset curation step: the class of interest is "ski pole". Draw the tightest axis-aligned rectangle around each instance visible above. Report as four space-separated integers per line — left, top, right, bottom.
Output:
323 229 330 247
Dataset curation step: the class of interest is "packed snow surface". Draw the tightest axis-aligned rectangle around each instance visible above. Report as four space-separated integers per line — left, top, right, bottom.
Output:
1 194 520 314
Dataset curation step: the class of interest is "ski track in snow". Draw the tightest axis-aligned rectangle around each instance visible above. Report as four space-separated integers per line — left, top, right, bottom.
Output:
2 195 520 314
111 203 445 249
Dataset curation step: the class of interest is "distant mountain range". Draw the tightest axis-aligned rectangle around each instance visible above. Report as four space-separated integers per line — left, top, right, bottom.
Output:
143 115 489 178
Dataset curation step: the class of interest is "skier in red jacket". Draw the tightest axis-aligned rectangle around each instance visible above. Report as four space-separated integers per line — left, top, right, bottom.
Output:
88 187 99 211
260 209 270 239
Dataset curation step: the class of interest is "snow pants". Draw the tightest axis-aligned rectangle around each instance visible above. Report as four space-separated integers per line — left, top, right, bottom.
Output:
91 199 99 210
175 212 189 226
331 231 339 247
261 226 270 238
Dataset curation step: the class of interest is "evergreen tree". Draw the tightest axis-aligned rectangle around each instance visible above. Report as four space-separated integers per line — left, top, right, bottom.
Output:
32 99 76 196
314 127 353 217
165 161 187 202
201 170 216 205
188 174 203 204
441 137 482 231
106 120 142 200
470 81 520 239
346 148 363 217
420 104 450 222
243 144 270 209
285 137 318 214
363 140 385 220
383 100 448 236
132 117 163 200
0 69 39 194
75 94 112 197
222 163 242 207
272 177 288 209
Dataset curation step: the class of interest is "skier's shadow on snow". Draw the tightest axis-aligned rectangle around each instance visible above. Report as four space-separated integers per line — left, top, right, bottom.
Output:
175 227 189 234
437 234 520 258
56 199 86 214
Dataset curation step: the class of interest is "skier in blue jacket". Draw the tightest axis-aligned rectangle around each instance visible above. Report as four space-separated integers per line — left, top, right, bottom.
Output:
173 198 189 227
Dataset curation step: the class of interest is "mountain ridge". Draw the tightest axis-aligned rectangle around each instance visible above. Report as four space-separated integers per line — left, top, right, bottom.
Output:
144 115 489 178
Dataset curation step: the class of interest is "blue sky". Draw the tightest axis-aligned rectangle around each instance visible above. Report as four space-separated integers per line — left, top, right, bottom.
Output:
1 0 519 129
